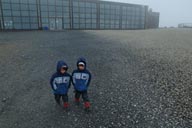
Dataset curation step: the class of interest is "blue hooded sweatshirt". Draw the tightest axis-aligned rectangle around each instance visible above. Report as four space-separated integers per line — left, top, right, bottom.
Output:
50 61 71 95
72 57 92 92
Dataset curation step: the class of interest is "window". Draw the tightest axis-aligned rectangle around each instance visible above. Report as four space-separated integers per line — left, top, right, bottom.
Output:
12 11 21 16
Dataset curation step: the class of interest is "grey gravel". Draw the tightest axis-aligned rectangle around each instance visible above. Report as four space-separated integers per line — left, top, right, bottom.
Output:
0 29 192 128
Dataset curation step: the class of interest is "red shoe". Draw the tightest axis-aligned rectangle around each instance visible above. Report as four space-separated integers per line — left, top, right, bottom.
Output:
84 102 91 112
64 102 69 108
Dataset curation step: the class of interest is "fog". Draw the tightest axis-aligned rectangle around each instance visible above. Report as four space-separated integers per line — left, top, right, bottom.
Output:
104 0 192 27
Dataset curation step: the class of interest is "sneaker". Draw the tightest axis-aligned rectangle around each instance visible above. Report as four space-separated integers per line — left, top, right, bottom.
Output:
63 102 69 111
84 102 91 112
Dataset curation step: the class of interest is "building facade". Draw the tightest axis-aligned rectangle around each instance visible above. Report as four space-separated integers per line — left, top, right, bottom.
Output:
0 0 159 30
146 9 160 29
178 23 192 28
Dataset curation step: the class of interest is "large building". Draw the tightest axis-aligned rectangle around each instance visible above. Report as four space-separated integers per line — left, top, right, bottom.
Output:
178 23 192 28
146 9 160 29
0 0 159 30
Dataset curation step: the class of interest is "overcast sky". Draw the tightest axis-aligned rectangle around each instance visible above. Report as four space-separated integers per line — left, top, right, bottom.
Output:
104 0 192 27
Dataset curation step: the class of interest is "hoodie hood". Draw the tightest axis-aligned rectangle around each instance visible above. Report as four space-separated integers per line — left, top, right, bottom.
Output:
77 57 87 69
57 60 68 73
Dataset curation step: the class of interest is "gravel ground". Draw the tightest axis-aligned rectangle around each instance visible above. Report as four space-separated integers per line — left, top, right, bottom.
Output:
0 29 192 128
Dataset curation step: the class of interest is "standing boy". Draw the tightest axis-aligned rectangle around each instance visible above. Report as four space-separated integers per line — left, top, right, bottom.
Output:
50 60 71 110
72 57 92 111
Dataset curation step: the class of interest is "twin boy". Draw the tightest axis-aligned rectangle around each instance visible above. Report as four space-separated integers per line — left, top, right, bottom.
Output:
50 57 92 111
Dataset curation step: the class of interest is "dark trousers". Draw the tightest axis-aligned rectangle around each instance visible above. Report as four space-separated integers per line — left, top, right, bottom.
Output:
54 94 68 104
75 90 89 102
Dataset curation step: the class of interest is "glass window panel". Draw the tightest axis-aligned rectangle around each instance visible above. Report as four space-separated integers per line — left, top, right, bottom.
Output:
40 0 48 5
92 14 96 19
14 23 22 29
30 11 37 16
79 2 85 8
73 18 79 23
11 0 20 3
86 13 91 18
13 17 22 22
2 0 10 2
56 0 63 5
41 5 48 11
20 0 28 4
3 16 12 21
63 13 69 17
92 3 96 8
3 10 12 16
21 11 29 16
86 24 91 29
22 17 30 22
80 8 85 13
42 23 49 27
86 8 91 13
4 21 13 29
63 18 70 23
56 12 62 17
28 0 36 4
63 1 69 6
100 19 104 24
73 7 78 13
49 11 55 17
2 3 11 9
80 13 85 18
56 6 62 12
73 2 78 7
80 18 85 23
73 24 79 29
86 3 91 8
29 5 37 10
92 19 96 23
48 0 55 5
92 8 97 13
100 4 105 9
30 17 38 23
86 19 91 23
31 24 38 29
100 24 104 28
42 17 49 23
22 23 30 29
92 24 96 28
12 3 20 11
80 23 85 28
12 11 21 16
73 13 79 18
41 11 48 17
105 4 110 9
64 23 70 29
63 7 69 12
49 6 55 12
20 4 28 10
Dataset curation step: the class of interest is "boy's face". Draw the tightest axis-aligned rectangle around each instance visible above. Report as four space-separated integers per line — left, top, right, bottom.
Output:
60 66 67 74
78 64 85 70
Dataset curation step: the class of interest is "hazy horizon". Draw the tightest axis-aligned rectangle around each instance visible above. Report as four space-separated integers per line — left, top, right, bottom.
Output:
104 0 192 27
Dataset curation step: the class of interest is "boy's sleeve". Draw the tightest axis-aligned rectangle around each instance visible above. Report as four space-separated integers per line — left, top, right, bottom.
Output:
50 74 57 91
71 71 75 86
87 71 92 87
68 74 72 89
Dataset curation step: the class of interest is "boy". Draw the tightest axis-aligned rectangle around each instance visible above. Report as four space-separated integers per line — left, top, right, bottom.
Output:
72 57 92 111
50 60 71 110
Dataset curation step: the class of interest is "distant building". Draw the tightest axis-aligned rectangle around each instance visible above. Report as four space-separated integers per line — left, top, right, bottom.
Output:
146 9 160 29
0 0 159 30
178 23 192 28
